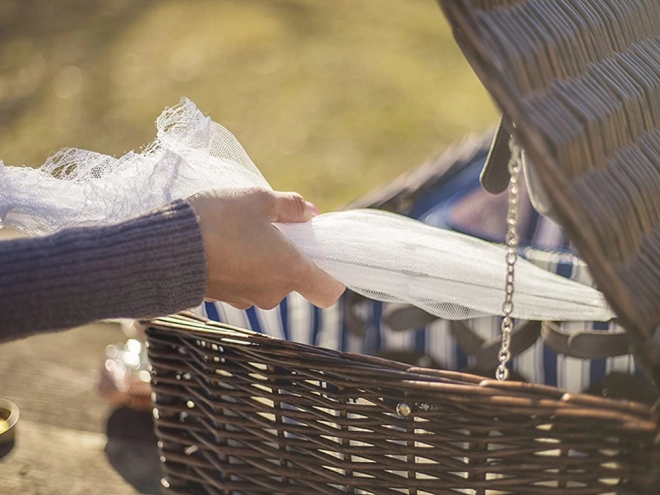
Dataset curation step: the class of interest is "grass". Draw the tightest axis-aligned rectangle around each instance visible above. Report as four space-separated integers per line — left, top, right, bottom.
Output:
0 0 497 211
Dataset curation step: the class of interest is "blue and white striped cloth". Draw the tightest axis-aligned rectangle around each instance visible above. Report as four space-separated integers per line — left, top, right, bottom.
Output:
196 153 638 392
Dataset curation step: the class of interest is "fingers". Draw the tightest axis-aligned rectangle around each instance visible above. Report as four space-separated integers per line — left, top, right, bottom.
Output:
192 186 343 310
294 257 346 308
227 301 253 311
265 193 343 307
268 191 315 223
305 201 320 216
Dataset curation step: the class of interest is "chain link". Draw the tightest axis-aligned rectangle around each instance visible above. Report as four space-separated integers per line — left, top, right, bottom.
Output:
496 136 523 382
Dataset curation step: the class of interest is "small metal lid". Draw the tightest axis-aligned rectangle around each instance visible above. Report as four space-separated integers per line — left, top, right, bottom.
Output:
0 399 19 459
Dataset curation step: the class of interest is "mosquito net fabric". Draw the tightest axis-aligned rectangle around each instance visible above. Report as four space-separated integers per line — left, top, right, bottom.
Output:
0 99 613 322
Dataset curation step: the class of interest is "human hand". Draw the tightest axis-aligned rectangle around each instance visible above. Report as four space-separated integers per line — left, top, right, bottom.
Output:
187 187 345 310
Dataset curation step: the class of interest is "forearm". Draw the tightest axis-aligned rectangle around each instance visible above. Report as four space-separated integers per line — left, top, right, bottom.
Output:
0 200 207 342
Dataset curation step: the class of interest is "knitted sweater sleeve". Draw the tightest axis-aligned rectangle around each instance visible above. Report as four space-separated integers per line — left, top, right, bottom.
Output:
0 200 207 343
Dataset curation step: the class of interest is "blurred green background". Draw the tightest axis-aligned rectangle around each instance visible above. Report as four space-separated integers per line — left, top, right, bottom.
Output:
0 0 497 211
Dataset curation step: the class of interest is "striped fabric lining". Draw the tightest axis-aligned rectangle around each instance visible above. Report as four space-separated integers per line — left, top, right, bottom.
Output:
197 155 637 393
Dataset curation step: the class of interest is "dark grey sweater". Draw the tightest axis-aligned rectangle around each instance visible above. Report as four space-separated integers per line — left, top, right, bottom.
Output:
0 200 207 343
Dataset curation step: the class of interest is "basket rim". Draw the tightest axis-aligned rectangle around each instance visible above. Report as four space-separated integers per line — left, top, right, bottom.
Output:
147 313 659 432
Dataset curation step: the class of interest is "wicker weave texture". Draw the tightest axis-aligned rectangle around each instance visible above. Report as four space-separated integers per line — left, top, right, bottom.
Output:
437 0 660 380
146 315 660 494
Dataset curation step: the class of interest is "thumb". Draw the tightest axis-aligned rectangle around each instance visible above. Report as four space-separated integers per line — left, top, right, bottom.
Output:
295 256 346 308
270 191 315 223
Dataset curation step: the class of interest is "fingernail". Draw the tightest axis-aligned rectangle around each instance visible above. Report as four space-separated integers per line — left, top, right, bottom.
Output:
306 201 319 216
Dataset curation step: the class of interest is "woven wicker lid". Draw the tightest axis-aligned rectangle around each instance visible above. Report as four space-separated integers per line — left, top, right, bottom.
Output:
436 0 660 383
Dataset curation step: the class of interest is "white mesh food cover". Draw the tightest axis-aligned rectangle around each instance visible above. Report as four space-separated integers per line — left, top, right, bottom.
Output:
0 99 614 322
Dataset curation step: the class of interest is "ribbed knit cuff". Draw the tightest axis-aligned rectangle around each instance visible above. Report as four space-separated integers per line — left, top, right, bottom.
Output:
0 200 207 342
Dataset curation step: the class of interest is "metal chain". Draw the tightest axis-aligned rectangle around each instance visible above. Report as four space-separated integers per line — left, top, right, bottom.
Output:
495 136 523 381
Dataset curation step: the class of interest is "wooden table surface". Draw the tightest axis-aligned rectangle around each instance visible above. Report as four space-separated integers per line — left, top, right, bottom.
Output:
0 322 159 494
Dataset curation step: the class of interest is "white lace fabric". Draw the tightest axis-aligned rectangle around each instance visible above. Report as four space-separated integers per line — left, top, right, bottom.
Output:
0 99 614 322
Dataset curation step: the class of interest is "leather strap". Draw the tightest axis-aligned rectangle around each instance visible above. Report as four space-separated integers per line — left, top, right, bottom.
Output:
450 320 542 371
382 303 439 332
541 321 631 359
382 303 541 371
480 115 513 194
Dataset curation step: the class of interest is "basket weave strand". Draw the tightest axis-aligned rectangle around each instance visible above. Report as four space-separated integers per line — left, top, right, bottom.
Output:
146 314 660 494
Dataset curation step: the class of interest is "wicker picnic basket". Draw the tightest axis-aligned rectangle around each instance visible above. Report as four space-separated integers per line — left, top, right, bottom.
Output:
146 1 660 493
147 313 659 494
